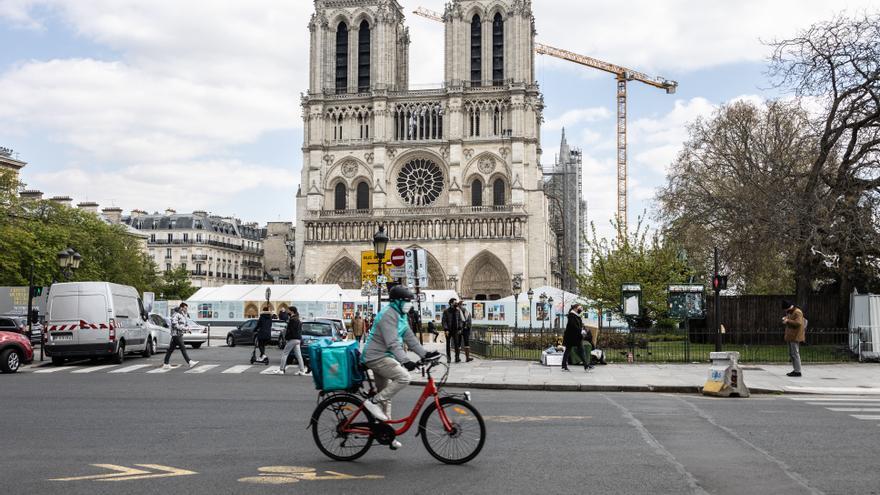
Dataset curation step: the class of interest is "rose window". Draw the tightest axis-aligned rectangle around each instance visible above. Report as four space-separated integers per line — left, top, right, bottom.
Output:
396 158 444 206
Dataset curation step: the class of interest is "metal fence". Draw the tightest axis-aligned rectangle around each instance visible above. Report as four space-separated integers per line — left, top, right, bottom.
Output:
470 326 857 364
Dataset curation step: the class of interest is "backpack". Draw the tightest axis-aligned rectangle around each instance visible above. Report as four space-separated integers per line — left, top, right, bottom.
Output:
309 340 364 392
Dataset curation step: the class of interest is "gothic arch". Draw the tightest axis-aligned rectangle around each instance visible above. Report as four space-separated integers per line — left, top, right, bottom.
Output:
462 152 511 185
321 256 361 289
486 3 508 20
405 245 449 290
460 250 511 300
244 303 259 319
323 158 372 190
351 11 375 29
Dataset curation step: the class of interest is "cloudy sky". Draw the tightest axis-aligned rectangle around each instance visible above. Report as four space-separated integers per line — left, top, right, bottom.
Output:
0 0 874 239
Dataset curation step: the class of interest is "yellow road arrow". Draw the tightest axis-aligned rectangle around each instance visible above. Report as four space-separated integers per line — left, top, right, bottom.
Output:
50 464 197 482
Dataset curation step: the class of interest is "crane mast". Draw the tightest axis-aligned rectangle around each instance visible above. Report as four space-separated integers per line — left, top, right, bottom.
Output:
412 6 677 237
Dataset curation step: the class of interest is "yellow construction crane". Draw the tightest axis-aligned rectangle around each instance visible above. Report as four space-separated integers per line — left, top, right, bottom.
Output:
412 6 677 236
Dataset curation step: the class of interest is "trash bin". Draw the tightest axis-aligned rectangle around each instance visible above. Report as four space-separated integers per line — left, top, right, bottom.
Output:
702 351 750 398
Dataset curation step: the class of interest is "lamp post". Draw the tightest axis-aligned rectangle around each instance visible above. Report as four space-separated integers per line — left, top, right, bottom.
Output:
539 292 547 331
373 226 389 312
512 276 522 330
57 247 82 280
338 292 343 320
527 288 534 332
548 296 554 330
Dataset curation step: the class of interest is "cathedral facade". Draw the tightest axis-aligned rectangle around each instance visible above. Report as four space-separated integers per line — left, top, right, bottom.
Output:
294 0 557 299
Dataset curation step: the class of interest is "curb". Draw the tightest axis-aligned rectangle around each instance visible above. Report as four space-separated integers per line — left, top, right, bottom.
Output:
411 380 785 395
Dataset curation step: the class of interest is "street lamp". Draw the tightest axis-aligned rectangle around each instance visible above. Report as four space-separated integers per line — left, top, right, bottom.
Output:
548 296 555 329
57 247 82 280
527 288 534 332
512 275 522 330
339 292 343 319
539 292 547 331
373 225 389 312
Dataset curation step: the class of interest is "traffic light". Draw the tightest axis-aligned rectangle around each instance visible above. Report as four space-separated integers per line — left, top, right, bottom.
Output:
712 275 728 291
30 286 43 298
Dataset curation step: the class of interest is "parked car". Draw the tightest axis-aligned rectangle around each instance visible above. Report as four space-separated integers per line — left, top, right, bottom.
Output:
226 319 284 347
0 315 41 346
0 330 34 373
181 316 208 348
145 313 173 354
278 317 348 350
44 282 150 366
279 319 346 367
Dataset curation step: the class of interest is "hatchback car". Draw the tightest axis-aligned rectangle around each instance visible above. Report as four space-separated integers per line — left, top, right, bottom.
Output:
145 313 173 354
0 315 41 346
226 319 284 347
1 330 34 373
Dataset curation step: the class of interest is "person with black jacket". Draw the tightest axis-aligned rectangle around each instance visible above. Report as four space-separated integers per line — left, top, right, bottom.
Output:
275 307 306 375
562 304 593 372
442 299 463 363
254 311 273 363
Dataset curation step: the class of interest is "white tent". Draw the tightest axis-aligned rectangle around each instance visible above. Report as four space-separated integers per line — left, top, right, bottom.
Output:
850 293 880 360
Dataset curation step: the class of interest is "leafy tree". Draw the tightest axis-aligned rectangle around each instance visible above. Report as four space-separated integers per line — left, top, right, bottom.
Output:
577 218 693 326
158 265 197 300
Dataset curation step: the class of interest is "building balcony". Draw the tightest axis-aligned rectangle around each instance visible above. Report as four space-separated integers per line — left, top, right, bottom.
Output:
242 260 262 268
191 271 207 277
303 205 527 244
192 254 208 261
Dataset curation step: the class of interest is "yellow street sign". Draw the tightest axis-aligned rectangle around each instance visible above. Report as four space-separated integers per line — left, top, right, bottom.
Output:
238 466 384 485
361 249 392 285
50 464 197 482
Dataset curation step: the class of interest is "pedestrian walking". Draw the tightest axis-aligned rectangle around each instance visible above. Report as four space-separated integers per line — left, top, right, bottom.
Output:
561 304 593 372
782 300 806 377
352 312 366 344
459 302 474 362
442 298 462 362
427 320 440 342
253 310 272 364
274 307 306 375
407 307 421 339
162 303 198 370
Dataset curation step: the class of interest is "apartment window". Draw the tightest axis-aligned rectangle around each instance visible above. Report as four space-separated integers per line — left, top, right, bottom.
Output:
196 233 202 243
183 233 189 242
150 234 156 242
166 248 172 258
166 263 171 272
167 233 173 242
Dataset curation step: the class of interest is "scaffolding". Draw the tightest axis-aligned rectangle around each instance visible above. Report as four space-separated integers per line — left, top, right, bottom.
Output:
544 129 587 293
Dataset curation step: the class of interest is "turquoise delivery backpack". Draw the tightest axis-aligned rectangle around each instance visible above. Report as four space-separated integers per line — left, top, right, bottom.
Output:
309 340 364 392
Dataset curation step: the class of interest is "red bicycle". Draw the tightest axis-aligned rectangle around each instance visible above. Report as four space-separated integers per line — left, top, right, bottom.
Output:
309 354 486 464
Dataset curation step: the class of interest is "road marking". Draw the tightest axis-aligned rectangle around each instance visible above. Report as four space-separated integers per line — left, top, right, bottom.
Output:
238 466 383 485
185 364 219 374
50 464 197 482
109 364 152 373
222 365 253 374
826 408 880 412
71 365 119 374
147 365 181 374
33 367 81 373
850 415 880 421
483 415 592 423
790 395 880 400
260 366 281 375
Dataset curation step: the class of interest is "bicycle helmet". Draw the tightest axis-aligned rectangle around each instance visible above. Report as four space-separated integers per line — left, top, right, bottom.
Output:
389 285 414 301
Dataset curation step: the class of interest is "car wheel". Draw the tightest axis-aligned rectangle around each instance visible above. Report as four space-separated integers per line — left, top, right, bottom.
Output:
1 348 21 373
111 343 125 364
190 343 202 349
142 338 153 358
52 356 65 366
226 335 235 347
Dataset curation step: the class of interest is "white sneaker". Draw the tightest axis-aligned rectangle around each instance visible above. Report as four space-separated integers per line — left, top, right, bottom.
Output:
273 369 285 375
161 364 172 370
390 439 402 450
259 355 268 361
363 399 388 422
293 370 304 376
188 360 199 368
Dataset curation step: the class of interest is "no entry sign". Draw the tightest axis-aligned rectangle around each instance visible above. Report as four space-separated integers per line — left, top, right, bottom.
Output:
391 248 406 267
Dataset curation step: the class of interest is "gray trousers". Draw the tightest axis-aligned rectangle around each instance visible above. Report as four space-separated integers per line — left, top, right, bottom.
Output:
789 342 802 373
367 356 411 418
280 339 304 372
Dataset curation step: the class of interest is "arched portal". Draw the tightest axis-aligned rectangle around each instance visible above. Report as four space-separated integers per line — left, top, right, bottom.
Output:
244 303 259 318
322 257 360 289
460 251 511 300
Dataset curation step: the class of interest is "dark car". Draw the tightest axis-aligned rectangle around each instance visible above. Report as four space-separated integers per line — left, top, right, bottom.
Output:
0 316 41 346
280 320 345 367
226 319 284 347
1 330 34 373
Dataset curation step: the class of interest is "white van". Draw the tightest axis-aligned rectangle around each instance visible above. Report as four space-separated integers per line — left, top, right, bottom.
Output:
45 282 150 366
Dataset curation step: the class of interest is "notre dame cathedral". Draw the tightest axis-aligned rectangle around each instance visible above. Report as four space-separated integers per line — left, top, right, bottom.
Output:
294 0 559 299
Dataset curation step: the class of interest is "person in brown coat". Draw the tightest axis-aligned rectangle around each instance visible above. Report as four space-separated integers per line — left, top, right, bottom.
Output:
782 300 806 377
352 312 366 344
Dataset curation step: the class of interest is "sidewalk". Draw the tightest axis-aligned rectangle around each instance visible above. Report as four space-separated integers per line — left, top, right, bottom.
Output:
413 343 880 395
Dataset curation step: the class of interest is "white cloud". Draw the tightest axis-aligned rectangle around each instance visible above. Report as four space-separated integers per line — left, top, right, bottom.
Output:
544 107 611 131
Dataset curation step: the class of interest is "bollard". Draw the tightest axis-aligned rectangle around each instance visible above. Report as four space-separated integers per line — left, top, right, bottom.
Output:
702 351 750 398
207 324 211 347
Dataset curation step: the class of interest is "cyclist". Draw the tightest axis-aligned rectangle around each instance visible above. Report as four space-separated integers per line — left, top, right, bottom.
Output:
361 285 439 446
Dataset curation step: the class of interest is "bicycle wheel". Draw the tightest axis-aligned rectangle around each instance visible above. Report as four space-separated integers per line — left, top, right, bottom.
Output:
419 397 486 464
311 394 374 461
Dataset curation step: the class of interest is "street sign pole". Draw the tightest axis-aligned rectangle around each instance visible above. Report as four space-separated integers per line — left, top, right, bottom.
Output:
27 263 42 362
714 247 721 352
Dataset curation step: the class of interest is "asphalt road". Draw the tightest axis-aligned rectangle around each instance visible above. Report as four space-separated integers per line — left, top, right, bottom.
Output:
2 344 879 495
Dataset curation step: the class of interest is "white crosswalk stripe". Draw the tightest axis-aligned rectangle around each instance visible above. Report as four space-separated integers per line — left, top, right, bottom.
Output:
33 366 81 373
109 364 152 373
221 365 253 374
260 366 281 375
146 365 180 373
791 396 880 426
71 365 118 373
185 364 219 374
